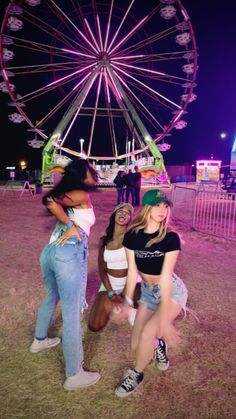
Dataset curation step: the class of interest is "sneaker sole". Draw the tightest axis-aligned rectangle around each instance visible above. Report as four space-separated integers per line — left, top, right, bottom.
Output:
156 361 170 371
30 339 61 353
115 382 142 398
63 375 101 391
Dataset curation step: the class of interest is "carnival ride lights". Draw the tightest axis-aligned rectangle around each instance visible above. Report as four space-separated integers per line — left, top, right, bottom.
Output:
0 0 198 181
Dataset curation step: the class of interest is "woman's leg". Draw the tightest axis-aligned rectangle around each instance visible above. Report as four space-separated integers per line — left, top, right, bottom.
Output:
34 244 60 339
88 292 114 332
131 302 153 353
134 300 182 373
54 241 87 377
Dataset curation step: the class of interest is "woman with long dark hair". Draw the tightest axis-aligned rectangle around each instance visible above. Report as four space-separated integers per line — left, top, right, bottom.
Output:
88 203 141 332
30 159 101 391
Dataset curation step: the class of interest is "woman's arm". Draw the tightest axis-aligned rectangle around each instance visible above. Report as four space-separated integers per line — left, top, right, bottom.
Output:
98 239 113 292
45 190 88 243
123 248 139 305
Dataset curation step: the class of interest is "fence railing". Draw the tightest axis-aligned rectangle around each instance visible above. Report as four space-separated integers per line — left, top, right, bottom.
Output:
172 185 236 241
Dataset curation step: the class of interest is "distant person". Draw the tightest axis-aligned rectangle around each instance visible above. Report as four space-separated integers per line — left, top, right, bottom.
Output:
124 169 135 205
113 170 126 205
88 203 140 332
133 165 141 206
30 159 101 391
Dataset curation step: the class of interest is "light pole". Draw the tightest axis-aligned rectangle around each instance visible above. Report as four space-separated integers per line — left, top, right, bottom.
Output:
79 138 85 155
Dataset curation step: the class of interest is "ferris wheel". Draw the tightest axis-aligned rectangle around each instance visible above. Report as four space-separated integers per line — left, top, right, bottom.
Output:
0 0 198 179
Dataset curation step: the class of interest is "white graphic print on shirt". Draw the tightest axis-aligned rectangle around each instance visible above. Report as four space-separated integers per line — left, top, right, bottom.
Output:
135 250 164 258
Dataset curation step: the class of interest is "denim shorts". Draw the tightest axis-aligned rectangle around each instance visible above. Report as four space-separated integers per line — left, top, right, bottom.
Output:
140 273 188 312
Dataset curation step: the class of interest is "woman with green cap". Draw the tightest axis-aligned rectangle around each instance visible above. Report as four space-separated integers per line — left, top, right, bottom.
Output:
114 189 188 398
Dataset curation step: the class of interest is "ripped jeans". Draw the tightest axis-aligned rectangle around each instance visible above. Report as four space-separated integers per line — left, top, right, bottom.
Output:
34 230 88 377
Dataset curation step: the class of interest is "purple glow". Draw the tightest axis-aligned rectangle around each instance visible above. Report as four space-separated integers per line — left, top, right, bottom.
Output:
61 72 99 146
173 110 184 124
111 54 145 60
47 63 96 88
111 60 166 76
103 68 111 103
104 0 114 51
84 19 100 53
114 70 163 129
61 48 96 59
88 71 103 155
112 63 181 109
106 67 122 100
106 0 135 54
96 15 103 51
109 16 148 56
72 72 92 91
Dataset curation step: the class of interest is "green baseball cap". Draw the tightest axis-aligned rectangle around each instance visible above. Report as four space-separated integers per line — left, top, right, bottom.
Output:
142 189 172 206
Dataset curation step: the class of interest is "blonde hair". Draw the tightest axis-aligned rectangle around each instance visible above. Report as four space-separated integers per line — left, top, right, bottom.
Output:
127 204 171 247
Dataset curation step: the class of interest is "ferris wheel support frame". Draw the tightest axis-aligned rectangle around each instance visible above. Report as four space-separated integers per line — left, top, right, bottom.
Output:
42 61 168 182
107 64 167 175
41 64 102 181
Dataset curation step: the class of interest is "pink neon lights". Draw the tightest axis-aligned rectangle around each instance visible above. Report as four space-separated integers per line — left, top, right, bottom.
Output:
112 63 181 109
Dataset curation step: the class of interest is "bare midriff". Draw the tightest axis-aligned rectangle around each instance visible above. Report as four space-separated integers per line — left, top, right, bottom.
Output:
139 271 161 285
107 268 128 278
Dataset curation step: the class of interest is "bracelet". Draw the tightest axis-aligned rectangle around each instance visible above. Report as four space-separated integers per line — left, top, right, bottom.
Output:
124 295 134 307
66 220 74 228
107 290 115 298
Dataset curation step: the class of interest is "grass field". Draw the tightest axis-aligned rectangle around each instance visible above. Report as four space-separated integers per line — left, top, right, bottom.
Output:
0 188 235 419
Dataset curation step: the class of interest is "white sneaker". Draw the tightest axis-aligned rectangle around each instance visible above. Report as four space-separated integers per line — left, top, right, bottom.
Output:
64 368 101 391
30 337 61 353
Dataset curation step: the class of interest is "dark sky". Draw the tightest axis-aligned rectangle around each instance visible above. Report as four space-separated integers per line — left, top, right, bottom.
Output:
0 0 236 170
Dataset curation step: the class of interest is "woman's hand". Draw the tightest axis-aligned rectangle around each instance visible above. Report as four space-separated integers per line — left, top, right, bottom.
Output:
56 225 81 245
160 321 181 347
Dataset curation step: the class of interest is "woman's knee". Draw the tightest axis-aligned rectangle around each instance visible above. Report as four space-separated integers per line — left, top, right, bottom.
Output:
139 325 156 345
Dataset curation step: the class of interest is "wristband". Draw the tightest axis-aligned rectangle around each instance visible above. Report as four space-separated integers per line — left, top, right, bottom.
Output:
66 220 74 228
107 290 115 298
124 295 134 307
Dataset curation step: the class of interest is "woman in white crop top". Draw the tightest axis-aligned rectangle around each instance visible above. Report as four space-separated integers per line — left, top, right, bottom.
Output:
30 159 101 391
88 203 141 332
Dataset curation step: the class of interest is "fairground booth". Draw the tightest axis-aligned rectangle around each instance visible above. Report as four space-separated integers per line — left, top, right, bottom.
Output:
196 160 221 183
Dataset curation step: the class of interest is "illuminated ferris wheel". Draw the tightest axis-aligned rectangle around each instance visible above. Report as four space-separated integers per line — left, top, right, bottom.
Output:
0 0 198 178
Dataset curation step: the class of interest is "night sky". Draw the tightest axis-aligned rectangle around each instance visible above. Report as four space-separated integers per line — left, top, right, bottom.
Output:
0 0 236 170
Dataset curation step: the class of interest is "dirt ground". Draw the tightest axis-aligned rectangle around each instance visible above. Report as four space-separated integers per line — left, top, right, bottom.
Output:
0 188 235 419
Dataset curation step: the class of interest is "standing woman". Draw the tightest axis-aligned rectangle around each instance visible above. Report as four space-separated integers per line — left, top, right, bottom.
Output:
30 159 101 391
88 203 140 332
115 189 188 397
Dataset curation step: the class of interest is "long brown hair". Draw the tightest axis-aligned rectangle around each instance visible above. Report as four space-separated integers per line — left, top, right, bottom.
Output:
127 204 171 247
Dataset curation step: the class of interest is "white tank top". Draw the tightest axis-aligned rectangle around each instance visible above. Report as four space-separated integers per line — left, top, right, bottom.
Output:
49 207 95 243
104 246 128 269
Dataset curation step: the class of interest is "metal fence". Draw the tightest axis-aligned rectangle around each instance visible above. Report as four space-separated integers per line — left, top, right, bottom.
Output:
172 185 236 241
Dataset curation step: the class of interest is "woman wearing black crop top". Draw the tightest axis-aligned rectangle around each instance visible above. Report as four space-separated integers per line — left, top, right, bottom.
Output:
115 189 188 398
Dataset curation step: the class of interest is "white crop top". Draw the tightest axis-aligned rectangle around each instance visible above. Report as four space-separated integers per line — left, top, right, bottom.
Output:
49 207 96 243
104 246 128 269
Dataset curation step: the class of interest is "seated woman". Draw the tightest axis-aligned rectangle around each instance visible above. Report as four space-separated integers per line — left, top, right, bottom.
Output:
88 203 141 332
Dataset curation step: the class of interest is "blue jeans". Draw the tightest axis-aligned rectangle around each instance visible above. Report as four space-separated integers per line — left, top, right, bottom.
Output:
35 230 88 377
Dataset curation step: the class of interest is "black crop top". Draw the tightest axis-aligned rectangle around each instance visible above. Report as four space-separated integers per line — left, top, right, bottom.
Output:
123 229 181 275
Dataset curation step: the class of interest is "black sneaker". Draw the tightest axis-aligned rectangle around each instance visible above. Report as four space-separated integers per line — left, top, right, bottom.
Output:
115 368 144 398
154 339 169 371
